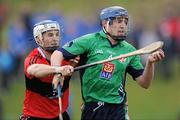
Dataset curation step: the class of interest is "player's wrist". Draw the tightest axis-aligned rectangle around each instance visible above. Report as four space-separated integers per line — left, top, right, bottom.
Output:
53 66 63 76
147 59 155 66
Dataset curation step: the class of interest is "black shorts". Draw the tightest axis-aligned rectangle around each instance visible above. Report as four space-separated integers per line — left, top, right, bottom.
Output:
81 102 126 120
19 111 70 120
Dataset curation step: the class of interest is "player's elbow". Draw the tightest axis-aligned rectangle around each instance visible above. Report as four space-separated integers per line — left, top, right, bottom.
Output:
141 84 150 89
138 81 151 89
136 77 151 89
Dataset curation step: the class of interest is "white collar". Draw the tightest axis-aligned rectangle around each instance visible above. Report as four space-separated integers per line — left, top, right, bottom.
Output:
37 47 46 59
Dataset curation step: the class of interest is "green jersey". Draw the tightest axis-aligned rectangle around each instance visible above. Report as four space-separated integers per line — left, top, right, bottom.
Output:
61 30 144 104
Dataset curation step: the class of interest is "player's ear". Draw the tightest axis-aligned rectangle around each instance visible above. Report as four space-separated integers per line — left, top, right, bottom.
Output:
101 20 107 27
36 36 43 46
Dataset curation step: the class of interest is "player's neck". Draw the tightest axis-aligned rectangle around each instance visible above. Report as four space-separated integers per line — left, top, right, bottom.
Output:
40 48 52 60
108 36 118 45
44 51 52 60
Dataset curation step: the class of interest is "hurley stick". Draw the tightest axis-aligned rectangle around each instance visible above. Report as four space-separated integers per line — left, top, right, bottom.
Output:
74 41 164 71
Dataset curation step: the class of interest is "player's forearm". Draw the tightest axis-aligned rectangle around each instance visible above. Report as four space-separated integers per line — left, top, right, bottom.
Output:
27 64 59 77
51 50 64 66
137 61 154 89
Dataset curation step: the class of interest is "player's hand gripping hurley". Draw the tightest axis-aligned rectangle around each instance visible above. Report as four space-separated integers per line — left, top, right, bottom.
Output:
74 41 164 71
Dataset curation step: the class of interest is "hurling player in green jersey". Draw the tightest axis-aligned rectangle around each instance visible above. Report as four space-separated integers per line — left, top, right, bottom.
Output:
51 6 165 120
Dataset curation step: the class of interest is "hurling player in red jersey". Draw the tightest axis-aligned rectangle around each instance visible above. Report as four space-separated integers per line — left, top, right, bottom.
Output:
20 20 77 120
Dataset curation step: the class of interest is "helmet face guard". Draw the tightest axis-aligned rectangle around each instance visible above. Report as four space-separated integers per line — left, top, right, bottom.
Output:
33 20 61 53
100 6 129 41
42 46 59 53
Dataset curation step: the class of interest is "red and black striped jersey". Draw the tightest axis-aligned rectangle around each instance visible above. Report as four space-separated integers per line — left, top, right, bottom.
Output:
22 48 70 119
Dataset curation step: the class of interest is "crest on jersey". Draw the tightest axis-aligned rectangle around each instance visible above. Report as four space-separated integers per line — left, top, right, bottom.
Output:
100 62 114 80
119 57 127 63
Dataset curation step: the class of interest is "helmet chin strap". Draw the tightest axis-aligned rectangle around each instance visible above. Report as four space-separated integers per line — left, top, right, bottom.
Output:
105 30 126 41
40 45 60 53
103 20 126 41
38 37 60 53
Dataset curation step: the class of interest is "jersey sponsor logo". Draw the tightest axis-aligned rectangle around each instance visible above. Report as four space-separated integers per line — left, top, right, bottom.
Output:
95 49 103 54
107 50 115 55
100 62 114 80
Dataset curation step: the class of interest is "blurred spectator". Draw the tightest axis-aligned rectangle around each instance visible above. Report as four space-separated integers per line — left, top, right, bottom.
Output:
75 17 100 36
128 20 145 48
128 19 158 64
157 21 174 79
157 7 180 79
0 48 14 90
0 3 9 119
7 13 31 81
62 16 101 46
0 2 14 91
62 18 78 46
21 11 35 49
139 28 159 64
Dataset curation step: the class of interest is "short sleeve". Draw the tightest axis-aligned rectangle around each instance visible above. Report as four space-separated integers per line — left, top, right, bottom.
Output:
126 55 144 80
24 55 42 79
59 35 91 59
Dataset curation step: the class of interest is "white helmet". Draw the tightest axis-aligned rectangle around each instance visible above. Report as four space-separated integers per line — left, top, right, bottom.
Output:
33 20 61 53
33 20 60 40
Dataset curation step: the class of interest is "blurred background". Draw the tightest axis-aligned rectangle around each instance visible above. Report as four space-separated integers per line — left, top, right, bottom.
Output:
0 0 180 120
